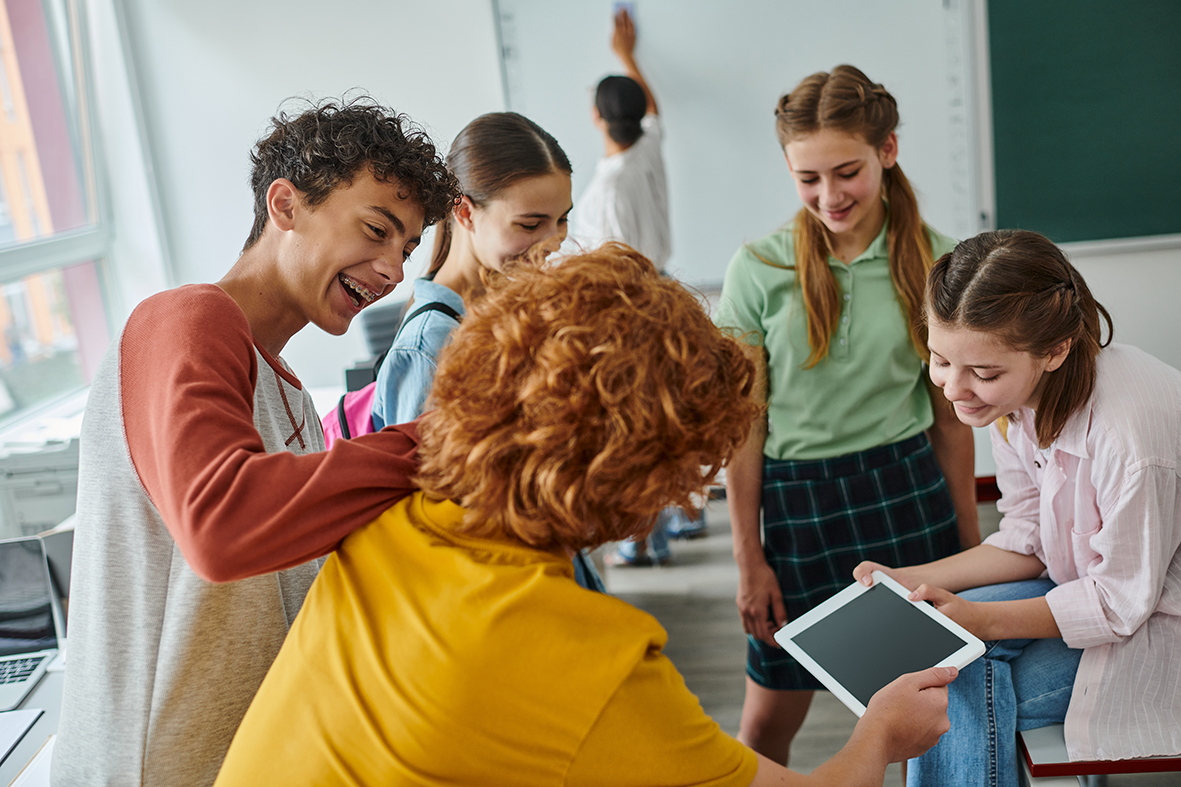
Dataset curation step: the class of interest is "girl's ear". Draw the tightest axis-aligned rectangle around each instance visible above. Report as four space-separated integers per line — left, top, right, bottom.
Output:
453 195 477 233
1046 338 1073 372
878 131 899 170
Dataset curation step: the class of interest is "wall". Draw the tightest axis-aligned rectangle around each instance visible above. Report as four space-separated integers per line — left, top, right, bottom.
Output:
496 0 980 285
92 0 1181 432
111 0 505 387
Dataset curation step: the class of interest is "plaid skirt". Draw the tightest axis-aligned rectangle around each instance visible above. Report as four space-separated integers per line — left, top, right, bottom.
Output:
748 432 960 690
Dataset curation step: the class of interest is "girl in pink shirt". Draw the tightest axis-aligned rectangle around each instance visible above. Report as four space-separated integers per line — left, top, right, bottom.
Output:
856 229 1181 785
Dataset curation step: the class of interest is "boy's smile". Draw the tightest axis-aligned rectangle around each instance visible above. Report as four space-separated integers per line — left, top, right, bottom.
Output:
292 169 426 336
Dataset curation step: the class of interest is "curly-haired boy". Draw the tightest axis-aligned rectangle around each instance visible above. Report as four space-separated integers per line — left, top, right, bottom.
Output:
53 98 460 787
216 244 956 787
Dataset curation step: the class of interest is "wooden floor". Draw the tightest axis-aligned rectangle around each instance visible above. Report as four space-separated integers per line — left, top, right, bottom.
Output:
602 501 1180 787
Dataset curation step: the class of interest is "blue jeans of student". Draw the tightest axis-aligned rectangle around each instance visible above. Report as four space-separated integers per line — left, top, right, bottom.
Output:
615 507 676 561
908 579 1082 787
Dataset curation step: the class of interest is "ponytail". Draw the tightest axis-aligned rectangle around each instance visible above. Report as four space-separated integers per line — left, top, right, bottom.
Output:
792 210 840 368
428 217 454 279
883 166 935 362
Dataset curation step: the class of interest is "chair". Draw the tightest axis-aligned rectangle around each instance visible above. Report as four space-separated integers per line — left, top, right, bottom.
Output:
1018 724 1181 787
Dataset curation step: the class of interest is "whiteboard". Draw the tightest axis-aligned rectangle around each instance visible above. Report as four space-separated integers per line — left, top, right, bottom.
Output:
495 0 980 286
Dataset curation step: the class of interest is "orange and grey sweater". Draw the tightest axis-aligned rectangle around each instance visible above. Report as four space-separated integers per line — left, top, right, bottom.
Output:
52 285 420 787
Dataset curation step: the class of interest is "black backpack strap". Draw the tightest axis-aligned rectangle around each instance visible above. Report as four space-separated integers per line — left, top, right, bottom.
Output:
397 301 463 335
372 301 464 377
335 394 352 440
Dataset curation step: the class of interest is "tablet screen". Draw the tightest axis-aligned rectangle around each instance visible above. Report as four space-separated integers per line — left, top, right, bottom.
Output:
789 583 967 707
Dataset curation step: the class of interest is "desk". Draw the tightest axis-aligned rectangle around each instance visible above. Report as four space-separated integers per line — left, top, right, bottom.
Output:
0 671 61 785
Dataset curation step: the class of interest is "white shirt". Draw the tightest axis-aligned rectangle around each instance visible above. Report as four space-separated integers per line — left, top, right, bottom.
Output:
569 114 670 270
986 343 1181 761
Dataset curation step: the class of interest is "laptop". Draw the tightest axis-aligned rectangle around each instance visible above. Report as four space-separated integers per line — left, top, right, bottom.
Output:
0 537 59 711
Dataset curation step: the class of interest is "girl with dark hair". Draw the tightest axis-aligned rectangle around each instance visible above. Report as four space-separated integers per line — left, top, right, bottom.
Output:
713 65 978 765
856 230 1181 785
569 8 671 274
572 8 691 565
371 111 572 430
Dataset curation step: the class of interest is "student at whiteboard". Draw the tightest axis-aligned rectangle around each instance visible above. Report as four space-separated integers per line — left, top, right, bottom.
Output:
713 65 979 767
571 8 702 565
568 8 670 271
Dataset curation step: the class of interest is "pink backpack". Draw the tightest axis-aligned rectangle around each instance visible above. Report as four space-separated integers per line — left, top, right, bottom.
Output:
321 301 462 448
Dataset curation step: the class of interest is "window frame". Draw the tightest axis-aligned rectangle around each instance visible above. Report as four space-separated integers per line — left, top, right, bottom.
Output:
0 0 114 427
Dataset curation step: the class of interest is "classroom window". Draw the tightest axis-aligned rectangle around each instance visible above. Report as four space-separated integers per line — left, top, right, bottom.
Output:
0 0 109 425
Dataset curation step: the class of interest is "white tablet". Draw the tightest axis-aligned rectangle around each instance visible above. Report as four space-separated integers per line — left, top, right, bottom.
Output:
772 571 984 717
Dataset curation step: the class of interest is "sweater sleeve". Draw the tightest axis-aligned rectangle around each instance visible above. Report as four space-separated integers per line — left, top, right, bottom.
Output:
120 285 421 583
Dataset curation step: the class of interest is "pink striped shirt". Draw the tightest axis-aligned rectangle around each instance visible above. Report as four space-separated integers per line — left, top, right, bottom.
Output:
986 343 1181 761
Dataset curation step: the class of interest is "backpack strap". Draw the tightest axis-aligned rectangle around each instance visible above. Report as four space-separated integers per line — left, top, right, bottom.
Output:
335 394 352 440
372 301 464 376
396 301 463 337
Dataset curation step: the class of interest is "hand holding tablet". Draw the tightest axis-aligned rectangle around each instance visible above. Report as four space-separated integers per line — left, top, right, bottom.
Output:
772 571 985 717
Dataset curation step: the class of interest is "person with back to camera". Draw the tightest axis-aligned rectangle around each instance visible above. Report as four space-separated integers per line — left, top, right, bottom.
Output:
713 65 980 767
368 112 602 590
52 98 459 787
215 242 958 787
853 229 1181 787
571 7 705 565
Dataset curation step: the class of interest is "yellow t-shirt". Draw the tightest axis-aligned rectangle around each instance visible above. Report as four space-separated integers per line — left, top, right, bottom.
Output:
216 493 758 786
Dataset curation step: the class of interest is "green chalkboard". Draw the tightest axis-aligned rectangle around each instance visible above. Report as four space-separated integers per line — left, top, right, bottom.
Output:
988 1 1181 243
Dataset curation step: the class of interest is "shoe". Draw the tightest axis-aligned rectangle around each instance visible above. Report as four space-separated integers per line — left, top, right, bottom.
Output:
667 524 708 541
606 550 672 568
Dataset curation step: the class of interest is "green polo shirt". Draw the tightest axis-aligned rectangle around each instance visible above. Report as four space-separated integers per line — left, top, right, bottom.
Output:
714 222 957 461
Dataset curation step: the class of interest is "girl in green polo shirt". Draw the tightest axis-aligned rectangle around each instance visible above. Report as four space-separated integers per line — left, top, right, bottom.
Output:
713 64 979 766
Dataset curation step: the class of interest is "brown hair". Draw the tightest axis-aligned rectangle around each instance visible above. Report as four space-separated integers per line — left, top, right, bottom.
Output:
771 64 932 367
244 96 459 252
416 243 760 552
926 230 1113 447
428 112 572 276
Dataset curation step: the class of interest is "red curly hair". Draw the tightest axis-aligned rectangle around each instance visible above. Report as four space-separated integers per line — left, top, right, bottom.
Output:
416 243 760 552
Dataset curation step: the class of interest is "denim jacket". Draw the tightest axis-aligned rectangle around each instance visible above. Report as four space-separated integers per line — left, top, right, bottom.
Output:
371 278 465 430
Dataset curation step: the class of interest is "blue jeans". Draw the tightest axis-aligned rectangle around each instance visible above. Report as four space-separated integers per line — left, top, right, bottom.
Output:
908 580 1082 787
616 508 674 561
